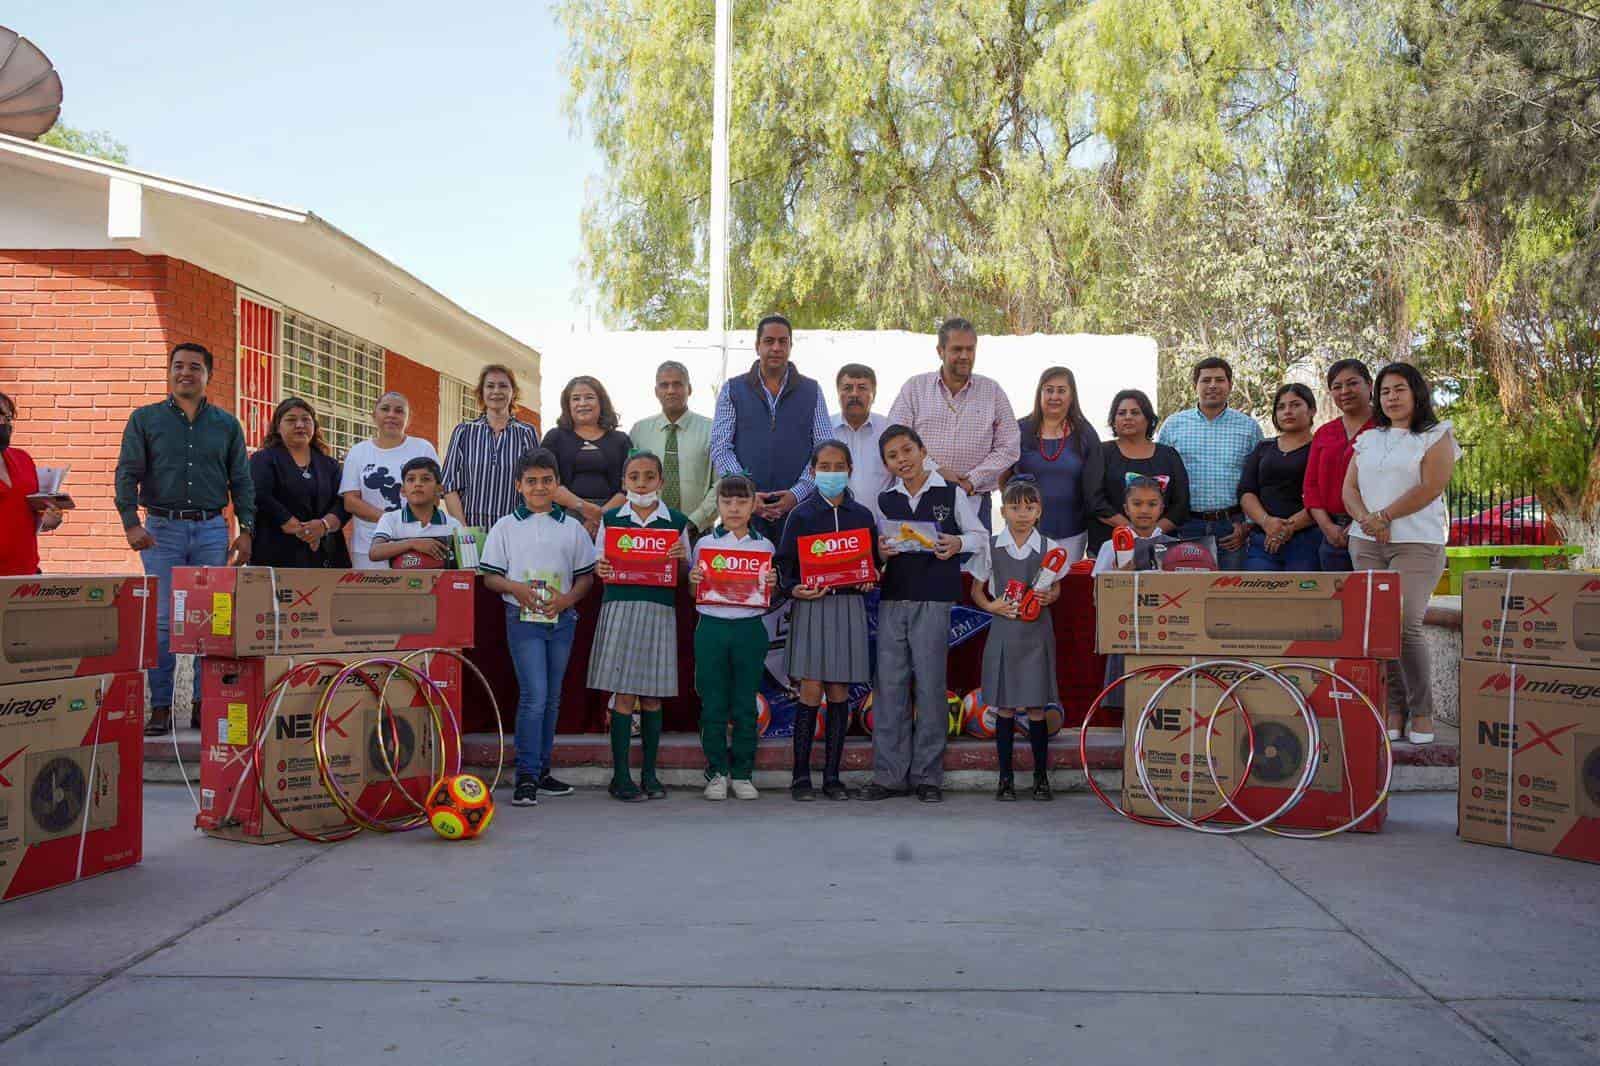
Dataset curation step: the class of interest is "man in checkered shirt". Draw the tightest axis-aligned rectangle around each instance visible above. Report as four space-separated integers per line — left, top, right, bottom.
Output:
1154 356 1263 570
885 317 1020 528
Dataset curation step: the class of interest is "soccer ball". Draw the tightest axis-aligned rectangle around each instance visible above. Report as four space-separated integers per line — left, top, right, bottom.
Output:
756 692 772 736
426 774 494 840
860 691 875 735
945 691 964 736
961 690 996 738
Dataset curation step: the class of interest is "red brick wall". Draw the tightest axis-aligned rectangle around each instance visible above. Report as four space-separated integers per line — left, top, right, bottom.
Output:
516 403 541 434
0 249 236 574
384 350 440 448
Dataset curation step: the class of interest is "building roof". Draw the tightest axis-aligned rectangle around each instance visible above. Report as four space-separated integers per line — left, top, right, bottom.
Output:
0 132 539 402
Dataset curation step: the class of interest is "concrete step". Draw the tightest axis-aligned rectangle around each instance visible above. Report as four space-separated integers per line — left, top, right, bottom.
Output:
143 725 1460 793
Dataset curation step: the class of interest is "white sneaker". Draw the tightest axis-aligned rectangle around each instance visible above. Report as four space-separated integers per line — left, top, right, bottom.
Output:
1386 728 1402 742
703 775 728 801
730 778 759 801
1406 730 1435 745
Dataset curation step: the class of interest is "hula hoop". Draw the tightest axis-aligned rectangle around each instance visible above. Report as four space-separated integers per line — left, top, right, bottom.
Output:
1135 659 1320 836
1202 662 1394 840
377 647 506 793
244 658 369 844
1077 664 1257 828
314 658 450 834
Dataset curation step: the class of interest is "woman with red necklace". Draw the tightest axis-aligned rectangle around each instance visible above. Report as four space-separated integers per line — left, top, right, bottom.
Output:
1003 366 1101 563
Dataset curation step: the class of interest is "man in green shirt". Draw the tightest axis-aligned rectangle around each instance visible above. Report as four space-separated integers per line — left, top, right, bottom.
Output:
627 360 717 536
115 342 256 735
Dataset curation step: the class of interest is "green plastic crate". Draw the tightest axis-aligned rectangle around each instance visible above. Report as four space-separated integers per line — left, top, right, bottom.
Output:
1437 544 1586 596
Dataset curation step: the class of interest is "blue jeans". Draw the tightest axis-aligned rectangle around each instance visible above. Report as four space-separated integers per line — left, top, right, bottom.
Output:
505 603 578 780
1244 527 1325 572
141 514 229 708
1177 516 1247 571
1318 529 1354 572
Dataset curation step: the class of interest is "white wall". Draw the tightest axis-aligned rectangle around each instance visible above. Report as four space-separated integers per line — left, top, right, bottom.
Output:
533 329 1159 441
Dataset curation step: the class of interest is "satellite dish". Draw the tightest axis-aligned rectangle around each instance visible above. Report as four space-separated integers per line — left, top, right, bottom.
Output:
0 27 63 140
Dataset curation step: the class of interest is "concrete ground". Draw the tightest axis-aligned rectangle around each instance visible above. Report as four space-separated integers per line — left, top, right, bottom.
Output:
1 787 1596 1066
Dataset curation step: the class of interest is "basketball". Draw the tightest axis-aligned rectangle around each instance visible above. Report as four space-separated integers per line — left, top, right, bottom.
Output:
425 774 494 840
1161 540 1217 571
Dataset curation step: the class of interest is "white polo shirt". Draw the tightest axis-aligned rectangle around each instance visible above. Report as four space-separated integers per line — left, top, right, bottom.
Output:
370 504 462 557
689 525 775 620
480 503 599 610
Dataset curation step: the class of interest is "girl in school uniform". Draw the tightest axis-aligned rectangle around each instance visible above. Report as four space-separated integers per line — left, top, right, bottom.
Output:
1092 476 1179 712
774 440 880 801
969 478 1063 801
590 451 690 802
688 475 778 801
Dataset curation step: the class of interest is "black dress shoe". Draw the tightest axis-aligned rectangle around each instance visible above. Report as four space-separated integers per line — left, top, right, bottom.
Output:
1031 771 1054 801
791 779 815 802
996 773 1017 802
858 783 908 801
821 780 853 801
144 707 173 737
916 784 944 804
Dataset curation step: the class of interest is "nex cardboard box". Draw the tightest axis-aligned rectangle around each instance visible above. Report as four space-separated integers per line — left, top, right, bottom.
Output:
0 575 156 686
1121 657 1388 833
1459 658 1600 864
0 672 144 902
196 654 462 844
170 567 475 658
1462 571 1600 669
1095 571 1401 659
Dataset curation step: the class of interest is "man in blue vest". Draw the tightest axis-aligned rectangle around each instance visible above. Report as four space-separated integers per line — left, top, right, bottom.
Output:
709 314 834 541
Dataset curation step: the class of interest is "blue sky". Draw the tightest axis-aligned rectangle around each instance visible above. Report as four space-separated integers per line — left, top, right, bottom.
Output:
10 1 600 346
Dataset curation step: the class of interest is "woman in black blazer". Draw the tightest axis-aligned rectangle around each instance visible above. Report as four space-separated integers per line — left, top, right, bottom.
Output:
249 398 352 568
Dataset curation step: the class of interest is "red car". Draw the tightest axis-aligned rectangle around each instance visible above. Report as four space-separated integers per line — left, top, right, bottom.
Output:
1448 497 1560 546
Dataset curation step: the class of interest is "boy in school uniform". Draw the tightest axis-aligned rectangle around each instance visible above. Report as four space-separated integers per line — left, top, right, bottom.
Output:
863 424 987 804
367 457 463 566
480 448 598 807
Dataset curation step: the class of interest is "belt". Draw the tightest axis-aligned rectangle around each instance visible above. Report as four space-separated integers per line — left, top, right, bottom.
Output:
1192 508 1242 522
146 506 223 522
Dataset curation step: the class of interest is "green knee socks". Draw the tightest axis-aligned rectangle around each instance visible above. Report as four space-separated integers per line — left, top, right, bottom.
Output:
610 711 635 791
640 711 663 789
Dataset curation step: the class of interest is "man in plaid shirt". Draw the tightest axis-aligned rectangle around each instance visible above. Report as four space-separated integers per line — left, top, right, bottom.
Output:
886 317 1020 528
1155 356 1263 570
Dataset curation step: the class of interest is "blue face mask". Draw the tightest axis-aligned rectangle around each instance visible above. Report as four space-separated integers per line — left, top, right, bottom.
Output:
814 471 850 499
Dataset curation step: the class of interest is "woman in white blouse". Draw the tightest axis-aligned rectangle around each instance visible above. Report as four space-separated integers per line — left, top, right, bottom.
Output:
1342 363 1460 745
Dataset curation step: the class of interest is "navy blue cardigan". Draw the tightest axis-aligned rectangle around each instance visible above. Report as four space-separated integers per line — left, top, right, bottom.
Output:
774 490 880 596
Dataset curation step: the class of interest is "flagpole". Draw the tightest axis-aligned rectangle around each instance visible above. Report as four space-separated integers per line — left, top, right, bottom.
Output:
708 0 731 387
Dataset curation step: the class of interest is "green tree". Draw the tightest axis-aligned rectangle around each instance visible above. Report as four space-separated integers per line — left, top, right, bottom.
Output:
1393 0 1600 556
38 122 128 163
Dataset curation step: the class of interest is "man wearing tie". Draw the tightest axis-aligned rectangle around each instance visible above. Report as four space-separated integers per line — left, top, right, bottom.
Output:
628 360 718 538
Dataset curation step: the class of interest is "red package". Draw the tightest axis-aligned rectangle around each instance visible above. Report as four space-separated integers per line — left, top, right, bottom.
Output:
695 548 773 608
798 530 879 590
602 526 680 587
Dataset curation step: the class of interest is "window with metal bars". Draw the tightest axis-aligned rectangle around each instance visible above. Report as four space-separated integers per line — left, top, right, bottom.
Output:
438 374 481 458
276 310 386 458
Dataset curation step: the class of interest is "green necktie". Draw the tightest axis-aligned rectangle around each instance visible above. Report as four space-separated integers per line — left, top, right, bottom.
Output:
661 422 682 511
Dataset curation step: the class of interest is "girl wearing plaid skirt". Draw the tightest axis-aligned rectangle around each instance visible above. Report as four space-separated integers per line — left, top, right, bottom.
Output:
590 451 690 802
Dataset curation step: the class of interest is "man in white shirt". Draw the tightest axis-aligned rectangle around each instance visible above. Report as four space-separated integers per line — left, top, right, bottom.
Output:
830 363 893 522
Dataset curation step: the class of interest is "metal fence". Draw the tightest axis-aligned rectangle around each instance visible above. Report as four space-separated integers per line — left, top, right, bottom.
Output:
1445 444 1552 546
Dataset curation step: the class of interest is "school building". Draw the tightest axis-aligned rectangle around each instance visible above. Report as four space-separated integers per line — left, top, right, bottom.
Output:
0 132 541 574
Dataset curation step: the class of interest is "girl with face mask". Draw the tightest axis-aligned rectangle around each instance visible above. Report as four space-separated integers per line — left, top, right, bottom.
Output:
773 439 881 801
588 451 691 801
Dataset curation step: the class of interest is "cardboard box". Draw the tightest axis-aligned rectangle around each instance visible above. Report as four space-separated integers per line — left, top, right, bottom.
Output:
1121 657 1388 833
0 575 157 686
798 530 879 589
0 672 144 901
169 567 475 657
601 527 680 586
1462 571 1600 668
694 547 773 609
1095 571 1401 659
1459 658 1600 864
195 654 463 844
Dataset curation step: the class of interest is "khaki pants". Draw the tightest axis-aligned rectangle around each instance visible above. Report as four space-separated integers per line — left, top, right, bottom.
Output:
1350 539 1446 723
